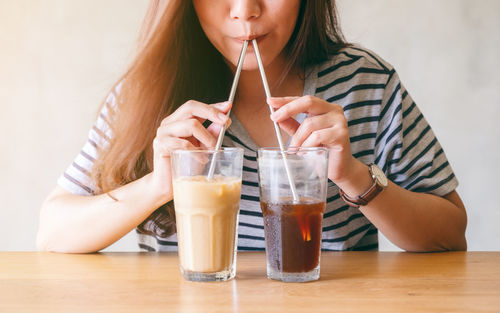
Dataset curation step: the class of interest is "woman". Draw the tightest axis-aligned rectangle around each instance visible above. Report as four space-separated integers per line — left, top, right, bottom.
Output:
37 0 467 253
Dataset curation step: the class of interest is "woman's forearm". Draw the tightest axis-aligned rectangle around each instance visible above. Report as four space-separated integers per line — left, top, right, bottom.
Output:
37 173 170 253
337 160 467 252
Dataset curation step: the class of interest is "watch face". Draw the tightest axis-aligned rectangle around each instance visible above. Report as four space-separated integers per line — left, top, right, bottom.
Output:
371 164 388 187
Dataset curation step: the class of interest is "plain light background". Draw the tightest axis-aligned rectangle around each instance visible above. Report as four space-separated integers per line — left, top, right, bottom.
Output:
0 0 498 252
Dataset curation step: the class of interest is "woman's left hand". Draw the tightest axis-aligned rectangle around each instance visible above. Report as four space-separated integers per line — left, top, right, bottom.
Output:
269 95 357 183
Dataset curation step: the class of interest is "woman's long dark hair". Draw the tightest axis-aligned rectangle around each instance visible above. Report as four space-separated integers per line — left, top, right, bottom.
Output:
92 0 348 240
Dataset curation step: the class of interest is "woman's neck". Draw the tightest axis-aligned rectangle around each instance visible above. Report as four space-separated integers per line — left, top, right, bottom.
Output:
228 54 305 147
233 54 304 107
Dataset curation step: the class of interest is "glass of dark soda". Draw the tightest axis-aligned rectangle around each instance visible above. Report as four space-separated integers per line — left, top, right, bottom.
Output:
257 147 328 282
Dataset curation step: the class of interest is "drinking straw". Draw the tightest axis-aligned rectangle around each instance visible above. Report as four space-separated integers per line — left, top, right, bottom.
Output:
207 40 249 180
252 39 299 202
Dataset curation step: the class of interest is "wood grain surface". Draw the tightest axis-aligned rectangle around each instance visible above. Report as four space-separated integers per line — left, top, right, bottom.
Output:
1 252 499 312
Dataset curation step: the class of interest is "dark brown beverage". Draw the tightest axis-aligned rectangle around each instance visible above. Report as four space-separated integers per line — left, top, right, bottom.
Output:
261 199 325 273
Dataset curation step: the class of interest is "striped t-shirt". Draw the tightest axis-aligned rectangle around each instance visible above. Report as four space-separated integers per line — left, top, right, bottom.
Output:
58 45 459 252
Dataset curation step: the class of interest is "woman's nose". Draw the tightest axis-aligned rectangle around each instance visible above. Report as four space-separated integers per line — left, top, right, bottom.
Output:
230 0 261 21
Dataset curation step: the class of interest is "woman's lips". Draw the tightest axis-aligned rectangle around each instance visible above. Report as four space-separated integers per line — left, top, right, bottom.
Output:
234 34 267 45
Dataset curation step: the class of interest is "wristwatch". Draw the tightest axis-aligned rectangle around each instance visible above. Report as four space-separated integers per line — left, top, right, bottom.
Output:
339 163 388 207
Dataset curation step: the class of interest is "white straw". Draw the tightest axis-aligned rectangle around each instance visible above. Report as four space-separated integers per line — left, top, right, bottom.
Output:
207 40 248 180
252 39 299 203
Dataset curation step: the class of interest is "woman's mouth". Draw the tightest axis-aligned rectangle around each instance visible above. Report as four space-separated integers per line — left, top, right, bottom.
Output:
234 34 267 45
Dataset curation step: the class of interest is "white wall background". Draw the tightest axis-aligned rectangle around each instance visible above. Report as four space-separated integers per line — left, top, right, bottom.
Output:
0 0 499 252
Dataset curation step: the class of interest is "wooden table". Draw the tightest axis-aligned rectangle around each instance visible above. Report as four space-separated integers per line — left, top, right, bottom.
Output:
1 252 499 312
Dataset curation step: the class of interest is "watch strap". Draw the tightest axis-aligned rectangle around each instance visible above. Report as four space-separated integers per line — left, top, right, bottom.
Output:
339 164 386 207
339 182 384 207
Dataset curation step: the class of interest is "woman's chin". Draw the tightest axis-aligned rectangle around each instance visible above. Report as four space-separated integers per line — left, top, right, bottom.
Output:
224 57 261 73
222 51 275 73
240 60 260 72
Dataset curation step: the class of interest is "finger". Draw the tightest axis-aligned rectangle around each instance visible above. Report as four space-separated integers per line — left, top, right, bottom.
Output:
163 100 231 126
210 101 232 114
267 96 300 109
153 136 195 158
194 101 232 126
186 137 200 147
301 125 349 150
289 114 336 147
270 96 336 122
300 128 334 148
153 137 198 178
276 117 300 136
159 119 217 148
206 118 232 137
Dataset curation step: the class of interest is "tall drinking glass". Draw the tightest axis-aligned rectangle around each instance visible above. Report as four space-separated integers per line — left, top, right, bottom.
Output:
258 147 329 282
171 148 243 282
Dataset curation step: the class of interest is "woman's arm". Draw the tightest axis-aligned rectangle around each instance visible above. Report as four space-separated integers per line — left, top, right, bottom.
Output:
37 100 231 253
336 160 467 252
37 173 168 253
269 96 467 252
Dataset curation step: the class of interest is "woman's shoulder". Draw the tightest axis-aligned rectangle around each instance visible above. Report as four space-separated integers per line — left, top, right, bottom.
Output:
304 44 400 99
313 43 395 78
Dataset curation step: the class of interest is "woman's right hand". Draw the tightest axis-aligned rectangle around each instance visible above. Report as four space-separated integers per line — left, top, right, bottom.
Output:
150 100 232 202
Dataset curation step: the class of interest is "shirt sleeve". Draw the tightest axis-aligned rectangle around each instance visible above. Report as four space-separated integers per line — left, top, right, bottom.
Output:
57 92 115 195
373 70 459 196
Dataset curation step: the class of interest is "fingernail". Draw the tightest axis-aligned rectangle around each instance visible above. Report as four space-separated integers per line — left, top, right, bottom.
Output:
214 101 229 109
218 112 228 123
271 112 280 121
267 97 277 105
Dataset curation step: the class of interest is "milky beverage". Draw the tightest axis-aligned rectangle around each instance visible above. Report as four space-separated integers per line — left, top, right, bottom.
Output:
173 175 241 273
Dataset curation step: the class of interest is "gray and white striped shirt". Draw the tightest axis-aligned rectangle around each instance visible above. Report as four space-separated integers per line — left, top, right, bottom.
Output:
58 45 459 252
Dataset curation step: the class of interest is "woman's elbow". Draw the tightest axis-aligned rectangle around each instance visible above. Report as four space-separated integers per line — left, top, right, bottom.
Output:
36 229 99 254
36 220 66 253
36 228 51 252
450 218 467 251
451 209 468 251
36 200 97 254
36 200 53 252
454 235 467 251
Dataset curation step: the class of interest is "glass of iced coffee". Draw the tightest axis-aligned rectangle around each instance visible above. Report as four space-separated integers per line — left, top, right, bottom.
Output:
257 147 328 282
171 148 243 282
